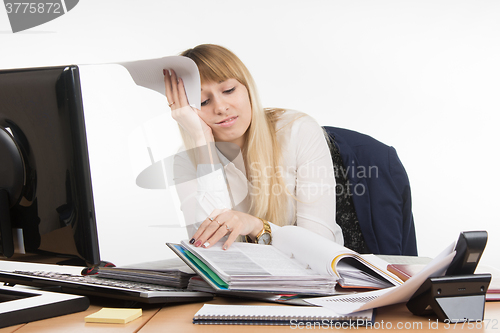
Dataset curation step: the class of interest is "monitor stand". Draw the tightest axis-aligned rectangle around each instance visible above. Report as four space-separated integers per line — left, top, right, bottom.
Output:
0 189 14 258
0 126 25 258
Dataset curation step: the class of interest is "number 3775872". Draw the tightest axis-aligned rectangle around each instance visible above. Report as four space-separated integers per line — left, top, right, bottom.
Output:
5 2 62 14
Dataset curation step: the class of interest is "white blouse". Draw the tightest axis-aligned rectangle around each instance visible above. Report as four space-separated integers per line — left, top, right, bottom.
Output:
172 110 344 245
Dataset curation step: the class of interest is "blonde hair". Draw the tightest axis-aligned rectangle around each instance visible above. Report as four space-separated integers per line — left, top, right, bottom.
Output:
180 44 290 226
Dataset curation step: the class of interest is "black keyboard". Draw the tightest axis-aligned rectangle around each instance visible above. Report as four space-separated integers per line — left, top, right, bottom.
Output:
0 270 213 304
13 270 182 291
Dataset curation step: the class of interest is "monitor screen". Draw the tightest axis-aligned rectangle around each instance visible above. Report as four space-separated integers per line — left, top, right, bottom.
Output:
0 65 100 266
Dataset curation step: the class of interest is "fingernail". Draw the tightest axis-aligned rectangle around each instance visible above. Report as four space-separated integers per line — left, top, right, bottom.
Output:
222 244 228 250
194 240 202 247
203 242 210 248
163 69 166 75
189 238 195 244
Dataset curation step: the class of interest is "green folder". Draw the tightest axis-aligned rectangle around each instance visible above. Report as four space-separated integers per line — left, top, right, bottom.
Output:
168 244 228 290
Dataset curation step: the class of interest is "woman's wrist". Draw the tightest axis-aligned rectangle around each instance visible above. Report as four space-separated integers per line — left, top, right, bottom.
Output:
194 131 214 146
194 138 207 148
193 135 219 164
245 217 272 245
247 216 265 240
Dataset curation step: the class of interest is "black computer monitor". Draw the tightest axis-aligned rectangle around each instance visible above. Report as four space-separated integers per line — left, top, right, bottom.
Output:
0 65 100 267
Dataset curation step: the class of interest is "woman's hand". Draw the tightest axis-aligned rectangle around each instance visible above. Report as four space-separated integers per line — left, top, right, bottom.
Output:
190 209 264 250
163 69 213 144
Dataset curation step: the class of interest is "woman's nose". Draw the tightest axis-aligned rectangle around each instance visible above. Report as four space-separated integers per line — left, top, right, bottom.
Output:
213 96 228 114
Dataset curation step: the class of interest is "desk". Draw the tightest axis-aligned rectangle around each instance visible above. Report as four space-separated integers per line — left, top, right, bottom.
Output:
1 297 498 332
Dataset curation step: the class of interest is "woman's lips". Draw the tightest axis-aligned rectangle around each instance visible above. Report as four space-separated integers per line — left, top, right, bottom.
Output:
216 116 238 127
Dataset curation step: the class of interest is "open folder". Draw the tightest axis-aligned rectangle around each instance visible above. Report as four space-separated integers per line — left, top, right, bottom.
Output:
304 242 456 314
167 226 405 295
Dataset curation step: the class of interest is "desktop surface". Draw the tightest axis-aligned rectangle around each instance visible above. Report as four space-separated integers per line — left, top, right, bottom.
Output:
0 296 498 333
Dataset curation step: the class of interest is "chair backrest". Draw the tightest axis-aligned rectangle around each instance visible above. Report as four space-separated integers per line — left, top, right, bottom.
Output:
323 126 418 256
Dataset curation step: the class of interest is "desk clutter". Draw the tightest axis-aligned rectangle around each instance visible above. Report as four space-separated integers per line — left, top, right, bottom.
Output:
0 230 495 329
172 229 492 324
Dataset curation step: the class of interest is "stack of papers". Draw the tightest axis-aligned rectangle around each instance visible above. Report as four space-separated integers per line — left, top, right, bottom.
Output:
94 258 197 288
168 226 405 295
169 240 337 295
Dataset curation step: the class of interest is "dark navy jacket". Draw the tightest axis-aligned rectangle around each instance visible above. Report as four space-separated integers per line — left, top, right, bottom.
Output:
324 127 418 256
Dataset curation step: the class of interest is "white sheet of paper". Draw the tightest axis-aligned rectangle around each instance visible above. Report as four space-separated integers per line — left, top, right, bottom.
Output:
118 56 201 109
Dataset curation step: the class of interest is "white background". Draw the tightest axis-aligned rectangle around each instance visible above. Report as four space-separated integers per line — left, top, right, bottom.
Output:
1 0 499 268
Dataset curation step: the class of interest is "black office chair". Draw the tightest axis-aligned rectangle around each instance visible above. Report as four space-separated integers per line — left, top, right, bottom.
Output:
323 126 417 256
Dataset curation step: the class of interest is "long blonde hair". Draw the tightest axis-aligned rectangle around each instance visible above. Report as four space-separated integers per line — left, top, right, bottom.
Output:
180 44 289 226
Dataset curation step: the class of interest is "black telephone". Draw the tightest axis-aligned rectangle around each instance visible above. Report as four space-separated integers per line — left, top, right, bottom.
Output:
406 231 491 323
445 231 488 276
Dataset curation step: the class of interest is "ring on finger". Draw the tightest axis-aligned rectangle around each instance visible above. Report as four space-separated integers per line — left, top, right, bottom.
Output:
168 102 175 107
225 224 231 231
208 217 214 222
215 220 222 226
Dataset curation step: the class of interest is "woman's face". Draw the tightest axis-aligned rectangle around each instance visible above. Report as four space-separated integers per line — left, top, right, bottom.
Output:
199 78 252 148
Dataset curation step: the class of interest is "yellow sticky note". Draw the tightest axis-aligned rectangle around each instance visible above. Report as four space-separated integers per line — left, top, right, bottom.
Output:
85 308 142 324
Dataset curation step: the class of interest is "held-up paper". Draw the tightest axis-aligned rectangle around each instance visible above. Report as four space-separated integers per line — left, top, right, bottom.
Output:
118 56 201 109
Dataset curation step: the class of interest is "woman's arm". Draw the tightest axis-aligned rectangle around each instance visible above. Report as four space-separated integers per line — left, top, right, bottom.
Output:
173 151 264 248
172 150 229 236
165 69 228 234
166 70 264 249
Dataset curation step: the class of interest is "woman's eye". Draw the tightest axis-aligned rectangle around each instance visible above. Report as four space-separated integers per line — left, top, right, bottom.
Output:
201 99 209 107
224 87 235 94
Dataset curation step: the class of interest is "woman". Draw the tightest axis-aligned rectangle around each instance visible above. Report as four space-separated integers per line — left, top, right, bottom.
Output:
164 44 343 250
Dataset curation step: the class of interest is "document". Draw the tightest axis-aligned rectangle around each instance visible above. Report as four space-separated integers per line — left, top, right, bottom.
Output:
272 226 403 289
304 242 456 313
169 239 337 295
167 226 404 295
118 55 201 109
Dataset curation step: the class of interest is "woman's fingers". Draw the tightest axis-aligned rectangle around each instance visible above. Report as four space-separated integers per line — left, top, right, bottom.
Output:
201 213 236 249
190 209 232 248
169 70 180 109
202 227 227 249
222 227 240 250
164 70 213 141
177 77 190 107
190 209 225 244
163 69 174 102
189 211 264 250
191 215 218 241
164 69 187 110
